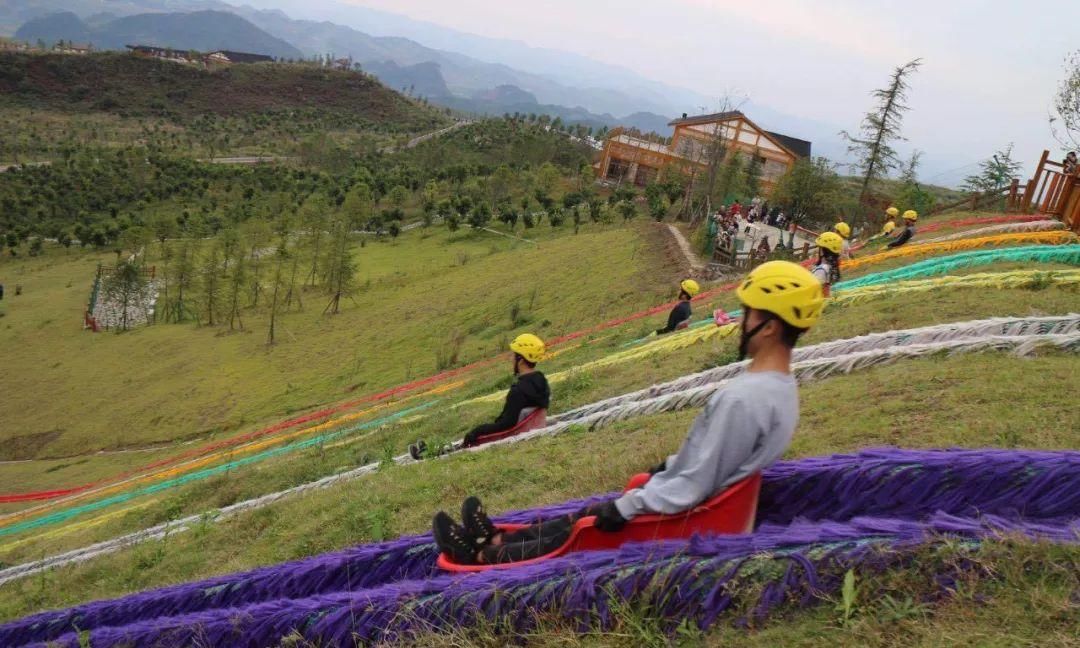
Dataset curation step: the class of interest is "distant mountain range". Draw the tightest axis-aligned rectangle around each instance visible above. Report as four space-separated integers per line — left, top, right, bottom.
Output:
2 0 836 146
7 1 676 133
15 10 303 59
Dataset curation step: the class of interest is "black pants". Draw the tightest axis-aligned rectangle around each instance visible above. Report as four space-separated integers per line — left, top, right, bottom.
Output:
481 501 611 564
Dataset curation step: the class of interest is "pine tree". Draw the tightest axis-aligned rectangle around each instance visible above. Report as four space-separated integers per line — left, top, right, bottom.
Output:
220 227 240 275
301 193 330 286
341 184 372 230
242 219 271 307
102 261 145 331
266 237 288 345
283 239 303 312
895 151 936 218
171 238 198 322
743 151 763 199
841 58 923 205
717 151 745 203
226 252 246 330
200 242 223 326
323 216 356 315
963 145 1023 193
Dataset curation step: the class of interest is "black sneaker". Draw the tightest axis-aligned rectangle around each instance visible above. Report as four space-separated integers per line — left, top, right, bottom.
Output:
409 440 427 461
461 496 498 547
432 512 478 564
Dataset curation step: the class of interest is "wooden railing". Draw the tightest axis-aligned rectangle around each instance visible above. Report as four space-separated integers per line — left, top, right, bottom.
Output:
712 240 812 269
1008 150 1080 232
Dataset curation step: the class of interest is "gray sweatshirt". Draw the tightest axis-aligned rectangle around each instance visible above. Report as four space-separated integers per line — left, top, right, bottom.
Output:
614 371 798 519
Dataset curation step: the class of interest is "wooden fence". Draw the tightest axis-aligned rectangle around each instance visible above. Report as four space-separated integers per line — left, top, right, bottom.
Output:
1006 150 1080 232
712 239 812 270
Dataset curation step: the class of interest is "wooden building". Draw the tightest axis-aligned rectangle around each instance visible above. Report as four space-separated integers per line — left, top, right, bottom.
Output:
206 50 274 64
597 111 811 194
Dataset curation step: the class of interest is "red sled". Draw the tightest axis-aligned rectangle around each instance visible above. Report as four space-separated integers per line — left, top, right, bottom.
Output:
437 471 762 572
465 407 548 448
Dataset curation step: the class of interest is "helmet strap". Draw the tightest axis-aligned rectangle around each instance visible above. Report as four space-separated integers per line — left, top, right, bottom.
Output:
738 309 773 361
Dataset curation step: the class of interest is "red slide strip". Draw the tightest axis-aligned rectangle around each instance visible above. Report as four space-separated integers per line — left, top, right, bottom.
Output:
9 214 1036 502
0 283 740 503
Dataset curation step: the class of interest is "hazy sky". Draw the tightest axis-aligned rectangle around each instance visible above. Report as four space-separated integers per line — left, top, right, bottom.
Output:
335 0 1079 182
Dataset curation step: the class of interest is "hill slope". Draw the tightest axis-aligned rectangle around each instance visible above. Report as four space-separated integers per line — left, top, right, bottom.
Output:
16 10 303 59
0 51 446 128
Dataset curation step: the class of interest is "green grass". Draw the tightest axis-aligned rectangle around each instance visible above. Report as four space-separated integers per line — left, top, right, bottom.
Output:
0 349 1075 622
0 222 677 460
402 540 1080 647
0 208 1076 642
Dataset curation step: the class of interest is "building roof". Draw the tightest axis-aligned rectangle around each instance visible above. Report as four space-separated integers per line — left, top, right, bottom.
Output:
765 131 812 158
668 110 812 159
668 110 743 127
208 50 274 63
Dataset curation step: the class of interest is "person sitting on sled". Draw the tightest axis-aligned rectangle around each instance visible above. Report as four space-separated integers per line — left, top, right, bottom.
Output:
410 334 550 459
886 210 918 249
811 232 843 295
432 261 824 565
656 279 700 334
868 207 899 244
832 221 854 260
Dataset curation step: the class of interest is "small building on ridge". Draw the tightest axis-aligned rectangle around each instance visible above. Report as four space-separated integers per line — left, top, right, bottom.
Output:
597 110 811 195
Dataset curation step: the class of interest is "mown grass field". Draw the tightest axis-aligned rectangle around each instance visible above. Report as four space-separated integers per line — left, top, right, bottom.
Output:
0 210 1076 644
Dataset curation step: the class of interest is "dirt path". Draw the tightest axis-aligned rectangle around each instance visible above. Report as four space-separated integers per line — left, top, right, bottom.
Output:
380 121 472 154
665 224 706 272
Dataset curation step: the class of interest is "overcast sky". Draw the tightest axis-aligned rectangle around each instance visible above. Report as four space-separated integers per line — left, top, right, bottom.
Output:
339 0 1077 182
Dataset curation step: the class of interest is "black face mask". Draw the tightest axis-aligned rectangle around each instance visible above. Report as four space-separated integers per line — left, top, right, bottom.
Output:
738 310 772 361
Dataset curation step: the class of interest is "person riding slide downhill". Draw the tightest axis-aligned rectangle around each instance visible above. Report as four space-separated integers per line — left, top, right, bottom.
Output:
887 210 918 248
811 232 843 294
656 279 700 334
869 206 900 243
832 221 854 259
432 261 824 565
410 334 550 459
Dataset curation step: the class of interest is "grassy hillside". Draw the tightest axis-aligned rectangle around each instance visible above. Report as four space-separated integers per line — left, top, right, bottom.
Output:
0 281 1076 623
839 175 967 208
0 222 677 460
0 94 1074 641
395 118 594 172
0 51 447 131
16 11 304 60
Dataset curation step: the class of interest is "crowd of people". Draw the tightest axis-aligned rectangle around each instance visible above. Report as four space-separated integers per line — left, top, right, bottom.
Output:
711 197 796 256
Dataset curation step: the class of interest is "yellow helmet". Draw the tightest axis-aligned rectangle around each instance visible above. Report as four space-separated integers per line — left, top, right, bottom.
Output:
883 221 897 234
816 232 844 255
509 333 546 363
886 206 900 217
833 222 851 239
736 261 824 330
903 210 918 221
680 279 701 297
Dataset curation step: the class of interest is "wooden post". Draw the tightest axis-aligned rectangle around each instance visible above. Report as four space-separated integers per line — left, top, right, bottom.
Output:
1022 150 1049 213
1007 179 1019 212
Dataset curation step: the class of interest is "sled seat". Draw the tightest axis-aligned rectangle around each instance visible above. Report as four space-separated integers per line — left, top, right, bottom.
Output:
465 407 547 448
437 472 761 572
